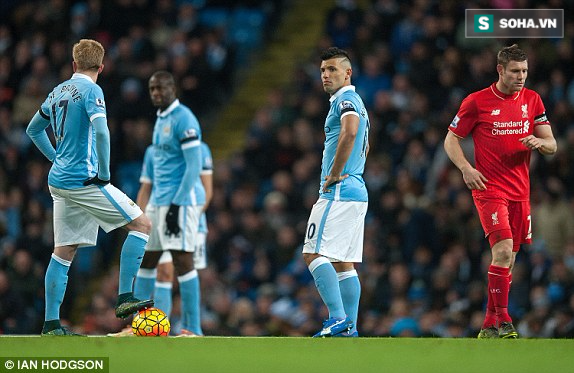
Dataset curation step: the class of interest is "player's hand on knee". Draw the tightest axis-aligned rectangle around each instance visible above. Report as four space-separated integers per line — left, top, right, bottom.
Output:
165 203 181 236
83 174 110 186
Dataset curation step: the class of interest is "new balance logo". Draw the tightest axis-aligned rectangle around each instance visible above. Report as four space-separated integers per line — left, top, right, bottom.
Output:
491 109 500 115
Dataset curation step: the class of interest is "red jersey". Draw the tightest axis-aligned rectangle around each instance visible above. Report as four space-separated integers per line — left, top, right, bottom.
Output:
449 83 550 201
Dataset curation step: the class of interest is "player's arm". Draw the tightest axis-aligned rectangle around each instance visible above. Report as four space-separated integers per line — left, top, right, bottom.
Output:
200 172 213 212
26 111 56 162
164 144 201 236
444 130 488 191
136 181 152 211
83 117 110 186
323 113 358 192
173 144 201 205
164 125 201 236
519 125 557 155
92 117 110 181
137 146 154 210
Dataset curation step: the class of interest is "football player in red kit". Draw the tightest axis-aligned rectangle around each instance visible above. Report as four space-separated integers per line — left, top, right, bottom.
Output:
444 44 557 338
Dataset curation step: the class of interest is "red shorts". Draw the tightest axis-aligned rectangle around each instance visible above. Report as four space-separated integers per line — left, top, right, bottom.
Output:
474 198 531 250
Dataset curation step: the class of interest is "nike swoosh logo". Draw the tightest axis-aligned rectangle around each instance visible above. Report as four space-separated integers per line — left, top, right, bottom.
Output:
321 319 346 335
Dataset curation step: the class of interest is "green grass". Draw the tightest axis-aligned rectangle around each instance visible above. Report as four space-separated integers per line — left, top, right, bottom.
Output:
1 337 573 373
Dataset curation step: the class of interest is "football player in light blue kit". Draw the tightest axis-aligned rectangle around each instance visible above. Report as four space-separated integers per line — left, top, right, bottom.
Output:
192 142 214 274
25 39 153 336
303 47 370 337
126 142 212 337
133 71 205 337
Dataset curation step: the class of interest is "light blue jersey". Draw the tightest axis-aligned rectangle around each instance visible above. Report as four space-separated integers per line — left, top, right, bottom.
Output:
320 85 369 202
198 142 213 234
149 99 204 207
141 141 211 222
140 145 154 185
39 73 107 189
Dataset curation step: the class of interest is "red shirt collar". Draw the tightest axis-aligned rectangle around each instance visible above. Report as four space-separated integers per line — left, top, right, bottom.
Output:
490 82 521 100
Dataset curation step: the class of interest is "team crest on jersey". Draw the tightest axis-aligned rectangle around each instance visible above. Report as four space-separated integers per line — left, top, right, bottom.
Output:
450 115 460 128
521 104 528 118
96 98 105 108
492 212 499 226
163 125 171 135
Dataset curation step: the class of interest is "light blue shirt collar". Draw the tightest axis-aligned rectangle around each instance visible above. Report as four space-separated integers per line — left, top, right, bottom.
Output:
71 72 95 83
329 85 356 103
157 99 180 118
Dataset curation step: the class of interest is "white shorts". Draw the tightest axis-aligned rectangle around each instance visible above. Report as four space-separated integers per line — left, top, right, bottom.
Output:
302 198 367 262
159 251 172 264
50 184 143 247
193 232 207 269
146 204 203 252
157 232 206 269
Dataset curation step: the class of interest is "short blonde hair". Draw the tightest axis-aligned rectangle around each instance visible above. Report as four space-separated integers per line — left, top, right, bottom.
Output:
72 39 105 71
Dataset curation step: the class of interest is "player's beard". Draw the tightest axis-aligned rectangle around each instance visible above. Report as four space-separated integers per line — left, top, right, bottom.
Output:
500 78 523 94
323 83 334 95
152 97 168 110
323 82 342 95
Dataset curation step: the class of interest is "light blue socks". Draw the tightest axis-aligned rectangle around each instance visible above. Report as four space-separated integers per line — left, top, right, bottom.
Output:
179 269 203 335
119 231 148 295
338 270 361 334
134 268 156 300
45 254 71 321
154 281 173 317
309 257 346 319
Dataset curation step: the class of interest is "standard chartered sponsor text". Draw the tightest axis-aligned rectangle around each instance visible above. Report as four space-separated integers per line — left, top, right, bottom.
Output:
492 128 525 135
493 121 523 128
492 120 526 135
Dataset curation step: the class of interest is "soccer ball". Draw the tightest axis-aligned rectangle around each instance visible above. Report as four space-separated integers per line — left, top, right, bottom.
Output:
131 307 170 337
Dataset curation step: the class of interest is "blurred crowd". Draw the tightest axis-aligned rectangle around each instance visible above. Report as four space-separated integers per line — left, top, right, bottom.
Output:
2 0 574 338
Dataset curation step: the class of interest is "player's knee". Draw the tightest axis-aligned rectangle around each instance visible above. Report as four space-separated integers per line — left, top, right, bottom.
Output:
303 253 320 266
54 245 78 262
333 261 354 273
157 271 172 283
140 251 161 268
157 263 174 283
490 237 513 266
172 254 194 275
492 250 512 266
135 214 152 235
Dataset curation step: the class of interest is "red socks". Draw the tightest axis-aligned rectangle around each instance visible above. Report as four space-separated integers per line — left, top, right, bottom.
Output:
487 265 512 325
483 289 497 329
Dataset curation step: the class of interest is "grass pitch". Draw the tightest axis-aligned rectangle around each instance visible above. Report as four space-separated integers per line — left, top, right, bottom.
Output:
1 336 573 373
